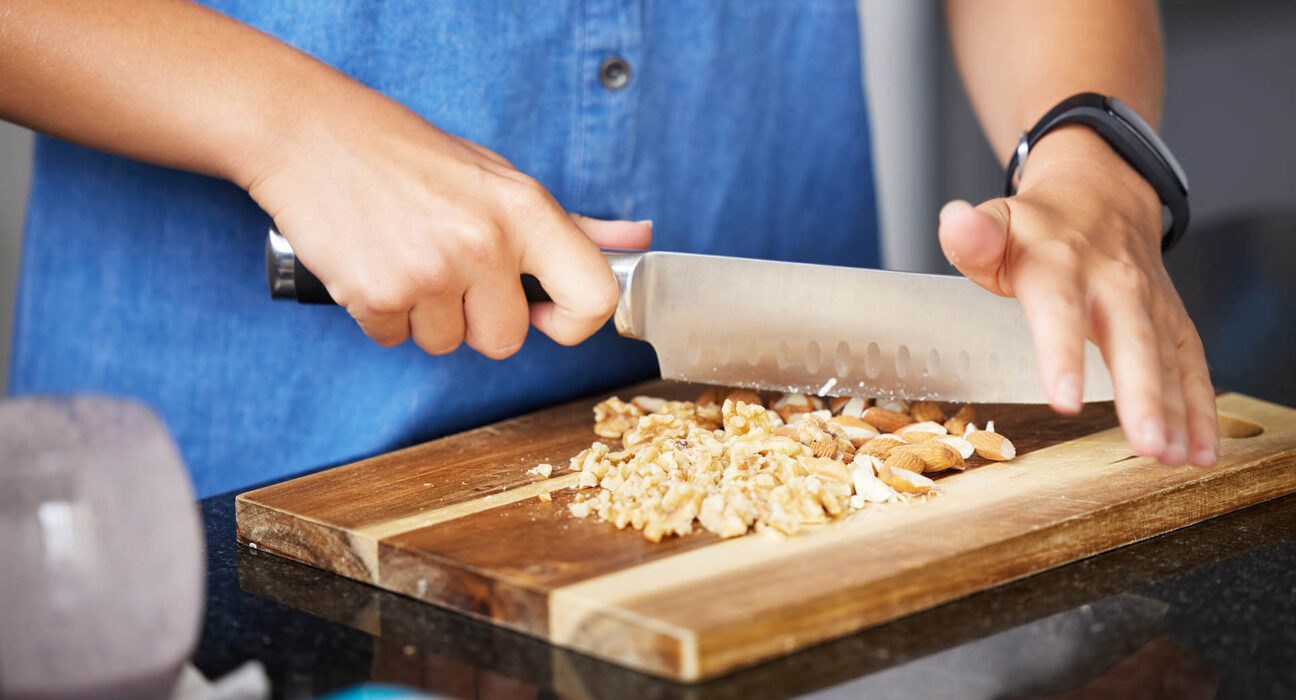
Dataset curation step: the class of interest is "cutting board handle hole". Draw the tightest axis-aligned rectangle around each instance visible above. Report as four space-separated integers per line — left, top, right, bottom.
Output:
1218 413 1264 439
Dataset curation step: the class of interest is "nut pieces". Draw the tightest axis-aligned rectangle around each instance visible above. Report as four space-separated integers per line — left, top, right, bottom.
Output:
539 389 1020 542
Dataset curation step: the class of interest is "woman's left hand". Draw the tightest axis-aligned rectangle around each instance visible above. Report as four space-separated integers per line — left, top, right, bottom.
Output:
937 125 1218 468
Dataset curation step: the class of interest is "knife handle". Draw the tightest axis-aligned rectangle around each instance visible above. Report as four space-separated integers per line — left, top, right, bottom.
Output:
265 227 552 305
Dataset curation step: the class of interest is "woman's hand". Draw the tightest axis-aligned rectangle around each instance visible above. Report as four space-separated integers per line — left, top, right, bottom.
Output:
937 125 1218 468
245 83 650 359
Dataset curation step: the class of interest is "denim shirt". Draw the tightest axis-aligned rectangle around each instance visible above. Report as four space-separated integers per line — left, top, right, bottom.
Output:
10 0 879 497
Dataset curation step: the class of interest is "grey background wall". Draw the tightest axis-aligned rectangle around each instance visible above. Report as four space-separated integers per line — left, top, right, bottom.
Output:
1 1 1294 396
0 122 32 395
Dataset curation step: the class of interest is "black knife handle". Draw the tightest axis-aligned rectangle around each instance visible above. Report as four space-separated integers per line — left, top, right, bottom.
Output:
266 227 551 305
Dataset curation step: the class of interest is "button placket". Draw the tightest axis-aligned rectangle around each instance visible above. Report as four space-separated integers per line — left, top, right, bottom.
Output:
572 0 642 220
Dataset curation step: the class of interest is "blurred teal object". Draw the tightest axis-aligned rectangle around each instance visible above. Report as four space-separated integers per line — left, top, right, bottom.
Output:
320 683 435 700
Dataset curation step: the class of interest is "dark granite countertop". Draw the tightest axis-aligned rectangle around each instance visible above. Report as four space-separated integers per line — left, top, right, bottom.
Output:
192 214 1296 699
195 489 1295 699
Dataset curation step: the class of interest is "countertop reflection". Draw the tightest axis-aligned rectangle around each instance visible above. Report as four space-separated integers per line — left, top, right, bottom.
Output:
196 490 1295 699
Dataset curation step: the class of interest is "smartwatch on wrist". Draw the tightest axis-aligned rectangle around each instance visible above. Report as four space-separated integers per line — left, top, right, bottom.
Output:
1004 92 1191 251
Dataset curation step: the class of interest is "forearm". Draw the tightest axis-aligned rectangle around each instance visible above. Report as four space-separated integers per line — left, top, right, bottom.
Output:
943 0 1164 163
0 0 359 187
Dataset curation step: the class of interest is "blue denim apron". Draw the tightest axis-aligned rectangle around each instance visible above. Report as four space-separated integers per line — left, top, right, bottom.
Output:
10 0 879 497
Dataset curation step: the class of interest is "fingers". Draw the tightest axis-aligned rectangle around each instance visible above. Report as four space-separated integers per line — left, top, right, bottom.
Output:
1156 329 1190 466
515 207 622 346
1011 255 1087 415
1177 327 1220 468
1090 287 1167 459
408 293 467 356
570 214 653 250
349 308 411 347
938 199 1011 296
462 270 530 359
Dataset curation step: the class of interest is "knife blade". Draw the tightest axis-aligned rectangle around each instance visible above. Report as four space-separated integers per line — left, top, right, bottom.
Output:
266 229 1113 403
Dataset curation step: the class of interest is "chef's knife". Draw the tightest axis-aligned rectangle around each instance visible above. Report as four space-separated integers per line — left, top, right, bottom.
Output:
266 228 1114 403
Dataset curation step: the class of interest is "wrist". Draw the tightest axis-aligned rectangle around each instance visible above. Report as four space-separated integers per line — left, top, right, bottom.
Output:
1018 124 1162 245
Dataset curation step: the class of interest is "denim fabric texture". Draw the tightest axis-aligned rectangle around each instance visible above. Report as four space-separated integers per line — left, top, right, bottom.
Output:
10 0 880 498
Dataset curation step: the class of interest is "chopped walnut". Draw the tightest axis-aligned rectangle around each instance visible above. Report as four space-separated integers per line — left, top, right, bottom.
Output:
556 392 1015 541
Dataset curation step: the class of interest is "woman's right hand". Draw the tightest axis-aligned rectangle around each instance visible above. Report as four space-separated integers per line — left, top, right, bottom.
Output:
245 82 650 359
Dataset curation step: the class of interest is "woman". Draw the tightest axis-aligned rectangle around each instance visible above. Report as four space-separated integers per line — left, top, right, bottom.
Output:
2 0 1217 497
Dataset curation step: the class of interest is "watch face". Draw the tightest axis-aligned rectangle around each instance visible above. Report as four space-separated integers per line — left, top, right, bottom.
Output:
1106 96 1191 194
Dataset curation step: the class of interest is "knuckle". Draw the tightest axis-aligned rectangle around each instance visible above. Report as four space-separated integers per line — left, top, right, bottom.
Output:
1104 260 1151 301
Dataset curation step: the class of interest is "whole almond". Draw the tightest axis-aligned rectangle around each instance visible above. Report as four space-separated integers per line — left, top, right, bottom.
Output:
952 404 977 424
944 417 970 437
861 435 907 458
810 439 839 459
884 450 926 475
893 442 965 472
695 388 719 407
829 396 852 414
968 431 1016 460
910 401 945 423
863 406 914 433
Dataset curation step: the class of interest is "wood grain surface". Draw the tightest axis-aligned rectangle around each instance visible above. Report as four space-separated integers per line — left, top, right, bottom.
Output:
236 381 1296 681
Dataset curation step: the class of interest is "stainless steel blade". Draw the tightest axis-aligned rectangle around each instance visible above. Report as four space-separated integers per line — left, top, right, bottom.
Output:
611 252 1114 402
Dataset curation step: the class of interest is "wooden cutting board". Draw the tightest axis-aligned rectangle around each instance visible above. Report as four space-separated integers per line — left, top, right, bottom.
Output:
235 382 1296 682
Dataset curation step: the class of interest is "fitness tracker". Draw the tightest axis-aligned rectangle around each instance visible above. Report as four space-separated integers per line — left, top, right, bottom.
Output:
1004 93 1190 251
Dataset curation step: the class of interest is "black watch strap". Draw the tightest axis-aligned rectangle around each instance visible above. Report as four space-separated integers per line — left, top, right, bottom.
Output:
1003 92 1191 251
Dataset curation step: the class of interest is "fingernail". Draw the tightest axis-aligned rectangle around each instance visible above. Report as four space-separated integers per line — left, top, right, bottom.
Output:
1139 417 1166 454
938 200 972 225
636 219 654 228
1053 374 1083 414
1193 446 1218 469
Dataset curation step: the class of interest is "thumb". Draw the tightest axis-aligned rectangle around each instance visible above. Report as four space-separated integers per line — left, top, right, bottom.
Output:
938 198 1011 296
569 214 653 250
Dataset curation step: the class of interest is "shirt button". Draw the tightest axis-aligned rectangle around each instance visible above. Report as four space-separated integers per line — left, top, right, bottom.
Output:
599 56 631 90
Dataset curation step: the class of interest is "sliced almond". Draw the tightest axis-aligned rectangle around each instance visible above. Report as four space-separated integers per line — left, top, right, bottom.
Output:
853 454 885 478
862 406 914 434
880 465 934 494
910 401 945 423
968 430 1016 460
724 389 765 408
630 395 668 413
877 398 909 414
896 421 948 443
774 392 814 421
827 414 881 446
851 468 896 503
936 435 975 461
892 441 965 472
840 396 870 418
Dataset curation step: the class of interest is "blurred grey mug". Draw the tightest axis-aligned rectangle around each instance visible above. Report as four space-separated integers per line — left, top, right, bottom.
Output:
0 396 205 699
